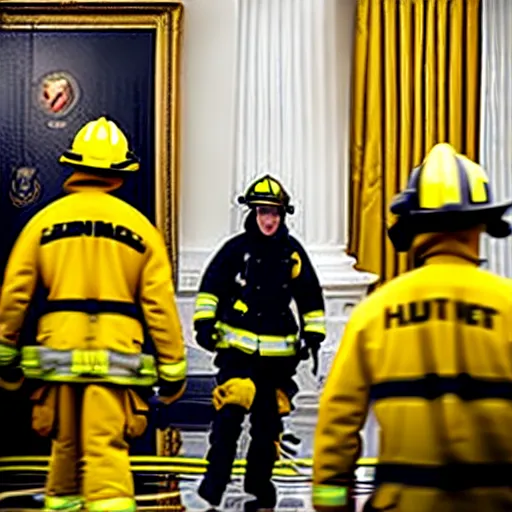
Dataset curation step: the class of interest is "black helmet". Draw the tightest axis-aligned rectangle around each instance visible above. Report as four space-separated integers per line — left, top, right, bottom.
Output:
388 143 512 251
237 174 294 214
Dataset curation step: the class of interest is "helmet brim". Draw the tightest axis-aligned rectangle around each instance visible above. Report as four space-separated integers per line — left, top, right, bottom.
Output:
407 201 512 219
59 155 139 173
247 199 283 207
388 200 512 252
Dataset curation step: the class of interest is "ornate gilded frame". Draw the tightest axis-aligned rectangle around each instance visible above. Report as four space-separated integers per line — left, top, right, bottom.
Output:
0 1 182 279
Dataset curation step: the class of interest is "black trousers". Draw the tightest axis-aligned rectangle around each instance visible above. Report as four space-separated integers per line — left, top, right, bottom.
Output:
198 350 295 507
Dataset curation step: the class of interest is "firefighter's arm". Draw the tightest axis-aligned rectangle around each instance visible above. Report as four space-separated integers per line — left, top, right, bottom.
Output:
0 221 40 390
0 221 40 351
290 243 326 375
140 232 186 403
290 243 326 341
193 243 233 351
312 316 370 512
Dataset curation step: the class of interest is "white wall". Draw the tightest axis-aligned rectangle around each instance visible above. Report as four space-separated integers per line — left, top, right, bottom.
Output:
178 0 238 291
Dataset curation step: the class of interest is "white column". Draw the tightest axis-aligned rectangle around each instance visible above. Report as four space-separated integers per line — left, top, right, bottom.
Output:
231 0 378 458
479 0 512 277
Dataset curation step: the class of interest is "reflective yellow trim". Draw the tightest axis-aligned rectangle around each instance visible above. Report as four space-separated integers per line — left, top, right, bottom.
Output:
21 373 157 386
71 349 109 376
215 322 298 356
303 310 326 335
215 322 258 353
304 310 325 320
193 310 216 321
193 292 219 322
0 455 379 467
196 292 219 304
303 324 327 335
312 484 348 507
44 495 83 511
21 347 158 385
158 359 187 382
233 299 249 313
87 497 136 512
0 341 18 366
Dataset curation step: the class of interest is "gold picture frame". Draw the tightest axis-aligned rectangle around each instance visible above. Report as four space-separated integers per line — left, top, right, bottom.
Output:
0 1 183 280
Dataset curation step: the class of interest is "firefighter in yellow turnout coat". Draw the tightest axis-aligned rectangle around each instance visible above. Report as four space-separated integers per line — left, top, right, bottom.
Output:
313 143 512 512
0 117 187 512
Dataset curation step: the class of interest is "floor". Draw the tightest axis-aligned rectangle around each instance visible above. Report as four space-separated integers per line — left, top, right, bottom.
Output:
0 473 373 511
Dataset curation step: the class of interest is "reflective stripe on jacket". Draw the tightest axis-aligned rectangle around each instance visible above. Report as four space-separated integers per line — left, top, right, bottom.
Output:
215 321 298 357
21 345 157 386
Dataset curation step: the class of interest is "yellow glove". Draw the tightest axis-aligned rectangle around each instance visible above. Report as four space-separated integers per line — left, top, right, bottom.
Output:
212 385 225 410
276 388 291 415
212 378 256 411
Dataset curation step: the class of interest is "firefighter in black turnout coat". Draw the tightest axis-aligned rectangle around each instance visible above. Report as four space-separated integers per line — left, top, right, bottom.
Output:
194 175 326 510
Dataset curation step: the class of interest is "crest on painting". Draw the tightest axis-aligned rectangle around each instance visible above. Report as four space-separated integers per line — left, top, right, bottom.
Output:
10 167 42 207
38 71 79 116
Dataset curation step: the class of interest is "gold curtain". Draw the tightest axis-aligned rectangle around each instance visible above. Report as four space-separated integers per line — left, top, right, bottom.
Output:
348 0 481 283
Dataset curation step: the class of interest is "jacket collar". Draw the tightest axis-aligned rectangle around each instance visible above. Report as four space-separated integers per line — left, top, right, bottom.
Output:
63 171 123 194
413 233 481 267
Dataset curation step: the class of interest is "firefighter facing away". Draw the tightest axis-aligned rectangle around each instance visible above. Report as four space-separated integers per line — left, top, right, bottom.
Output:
312 143 512 512
193 174 326 510
0 117 187 512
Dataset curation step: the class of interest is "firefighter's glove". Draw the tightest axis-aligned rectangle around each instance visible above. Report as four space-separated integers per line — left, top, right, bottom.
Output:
301 332 324 376
152 379 186 406
212 378 256 411
0 343 24 391
0 364 24 391
194 319 219 352
276 388 292 415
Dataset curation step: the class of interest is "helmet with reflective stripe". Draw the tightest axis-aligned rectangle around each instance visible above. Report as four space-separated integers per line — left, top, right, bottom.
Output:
237 174 294 214
59 116 139 173
388 143 512 251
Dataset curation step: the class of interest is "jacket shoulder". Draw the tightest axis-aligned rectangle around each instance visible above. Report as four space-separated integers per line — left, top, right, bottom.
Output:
288 234 306 251
347 272 414 330
216 232 247 255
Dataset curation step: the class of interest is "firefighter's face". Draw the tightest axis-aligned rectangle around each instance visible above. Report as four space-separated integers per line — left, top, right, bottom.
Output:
256 206 281 236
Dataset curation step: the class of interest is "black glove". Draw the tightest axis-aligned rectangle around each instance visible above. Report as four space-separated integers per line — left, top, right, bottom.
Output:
0 357 24 391
194 319 219 352
301 332 324 376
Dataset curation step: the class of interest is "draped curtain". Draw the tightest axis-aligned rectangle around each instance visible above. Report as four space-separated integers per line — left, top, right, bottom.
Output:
348 0 482 283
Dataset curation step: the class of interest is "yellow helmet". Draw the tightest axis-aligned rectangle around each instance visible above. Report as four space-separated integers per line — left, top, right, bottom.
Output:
237 174 294 214
59 116 139 173
388 143 512 251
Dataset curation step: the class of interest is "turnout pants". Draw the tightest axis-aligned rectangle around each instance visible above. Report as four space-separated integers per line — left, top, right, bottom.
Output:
31 383 149 511
199 350 294 508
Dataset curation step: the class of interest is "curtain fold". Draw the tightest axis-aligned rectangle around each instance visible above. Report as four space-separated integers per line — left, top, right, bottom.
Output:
348 0 482 283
